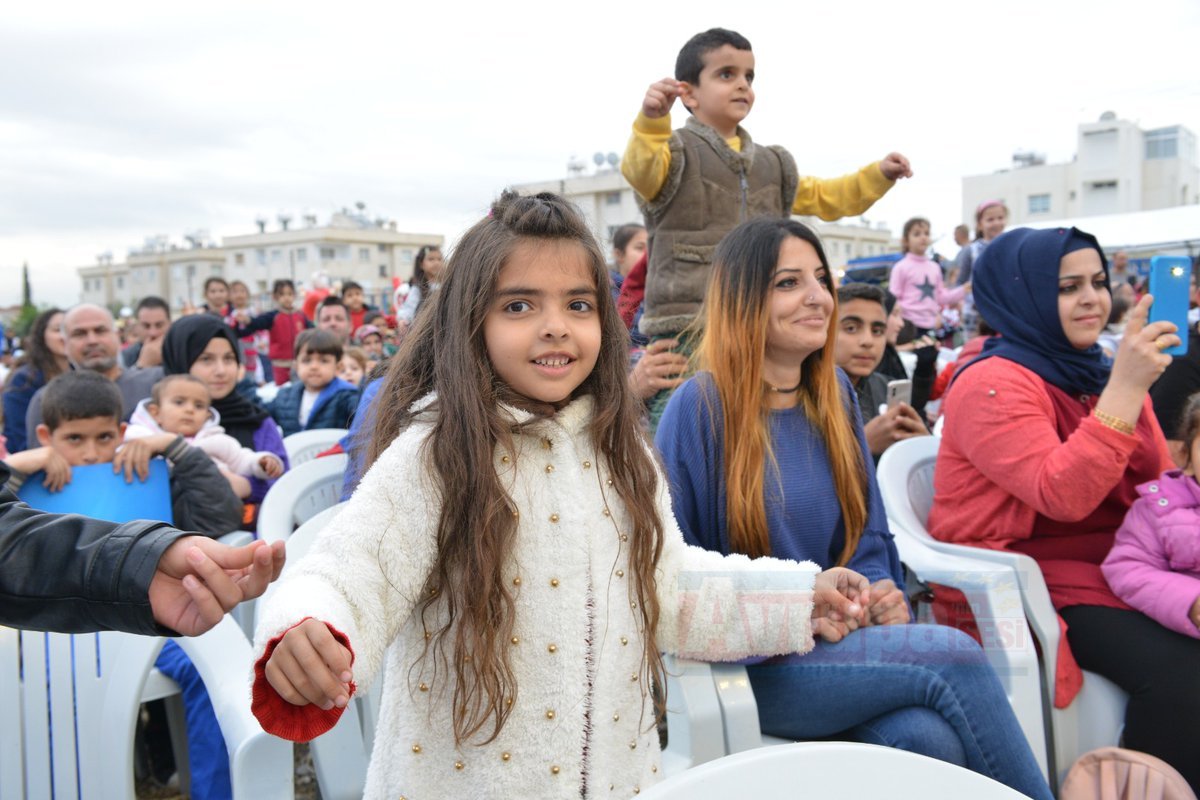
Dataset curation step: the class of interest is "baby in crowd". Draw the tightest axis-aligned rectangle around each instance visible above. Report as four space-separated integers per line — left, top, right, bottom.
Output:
127 375 284 492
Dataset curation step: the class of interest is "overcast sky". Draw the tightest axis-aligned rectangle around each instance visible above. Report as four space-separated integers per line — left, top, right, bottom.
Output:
3 0 1198 308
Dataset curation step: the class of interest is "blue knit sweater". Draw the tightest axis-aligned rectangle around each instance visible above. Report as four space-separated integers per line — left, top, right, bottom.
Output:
654 371 903 587
268 378 359 437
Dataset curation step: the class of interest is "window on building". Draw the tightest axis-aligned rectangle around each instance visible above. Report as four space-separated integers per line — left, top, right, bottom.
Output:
377 243 388 253
1028 194 1051 214
148 267 156 280
605 191 622 206
295 248 308 263
1090 180 1118 190
256 249 267 265
186 264 196 278
270 249 282 262
378 264 388 278
359 247 370 262
320 247 336 260
211 264 223 277
116 276 124 289
400 248 414 264
234 252 245 266
1145 128 1179 160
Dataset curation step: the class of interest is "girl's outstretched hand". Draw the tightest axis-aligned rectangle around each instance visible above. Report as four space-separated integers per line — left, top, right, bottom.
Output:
811 567 870 642
265 619 354 711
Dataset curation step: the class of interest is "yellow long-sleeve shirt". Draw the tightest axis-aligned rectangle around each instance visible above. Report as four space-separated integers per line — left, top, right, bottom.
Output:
620 112 893 221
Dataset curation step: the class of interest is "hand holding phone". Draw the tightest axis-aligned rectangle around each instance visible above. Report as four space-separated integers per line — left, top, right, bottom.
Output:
886 379 912 410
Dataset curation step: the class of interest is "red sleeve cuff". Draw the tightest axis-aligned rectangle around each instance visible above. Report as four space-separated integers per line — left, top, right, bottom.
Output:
251 617 358 742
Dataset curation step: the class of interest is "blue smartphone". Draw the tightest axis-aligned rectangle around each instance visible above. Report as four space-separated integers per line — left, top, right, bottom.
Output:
1148 256 1191 356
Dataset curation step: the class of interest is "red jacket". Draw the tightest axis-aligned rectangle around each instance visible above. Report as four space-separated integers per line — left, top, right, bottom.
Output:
929 356 1172 706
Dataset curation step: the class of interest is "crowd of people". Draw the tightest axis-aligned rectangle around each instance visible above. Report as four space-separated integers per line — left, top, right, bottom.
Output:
4 24 1200 800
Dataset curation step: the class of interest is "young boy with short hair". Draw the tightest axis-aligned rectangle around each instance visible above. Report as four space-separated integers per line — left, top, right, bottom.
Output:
2 370 244 537
340 280 376 332
266 329 358 436
231 278 312 386
833 283 927 458
622 27 911 366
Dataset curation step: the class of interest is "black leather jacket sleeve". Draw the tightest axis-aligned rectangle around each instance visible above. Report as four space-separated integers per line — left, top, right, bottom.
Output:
0 463 188 634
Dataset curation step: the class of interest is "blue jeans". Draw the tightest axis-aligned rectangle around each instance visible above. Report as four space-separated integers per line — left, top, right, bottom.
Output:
747 624 1052 800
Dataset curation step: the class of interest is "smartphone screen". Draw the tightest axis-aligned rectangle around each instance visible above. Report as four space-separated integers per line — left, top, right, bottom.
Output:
886 379 913 409
1148 256 1191 356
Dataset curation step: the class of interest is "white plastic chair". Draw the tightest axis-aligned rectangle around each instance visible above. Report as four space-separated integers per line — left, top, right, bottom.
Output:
0 617 293 800
661 656 728 774
283 428 348 467
877 436 1128 788
640 741 1029 799
257 453 349 544
254 501 379 800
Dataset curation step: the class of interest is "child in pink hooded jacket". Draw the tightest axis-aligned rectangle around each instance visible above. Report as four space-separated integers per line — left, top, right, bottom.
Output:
1103 394 1200 639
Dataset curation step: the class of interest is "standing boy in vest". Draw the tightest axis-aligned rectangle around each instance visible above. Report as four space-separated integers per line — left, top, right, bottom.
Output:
622 27 912 424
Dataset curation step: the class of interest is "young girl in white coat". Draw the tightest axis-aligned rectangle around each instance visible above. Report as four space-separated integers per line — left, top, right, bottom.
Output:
250 191 868 799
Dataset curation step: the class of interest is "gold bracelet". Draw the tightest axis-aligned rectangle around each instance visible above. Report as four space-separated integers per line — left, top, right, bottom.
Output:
1092 409 1135 436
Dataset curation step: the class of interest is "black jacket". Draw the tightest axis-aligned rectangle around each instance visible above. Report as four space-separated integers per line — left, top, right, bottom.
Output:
0 462 188 633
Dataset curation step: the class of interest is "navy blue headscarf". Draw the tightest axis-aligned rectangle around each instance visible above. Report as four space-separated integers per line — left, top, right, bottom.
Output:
967 226 1112 396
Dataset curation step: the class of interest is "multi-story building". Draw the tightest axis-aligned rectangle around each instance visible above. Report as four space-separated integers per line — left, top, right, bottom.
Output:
222 210 441 310
963 113 1200 227
78 241 226 313
77 210 443 314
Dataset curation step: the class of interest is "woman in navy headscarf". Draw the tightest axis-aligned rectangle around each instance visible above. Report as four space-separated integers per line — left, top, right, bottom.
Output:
928 226 1200 790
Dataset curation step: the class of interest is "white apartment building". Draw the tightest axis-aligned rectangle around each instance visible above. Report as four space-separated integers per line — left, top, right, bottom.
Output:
78 242 226 313
963 113 1200 227
77 210 443 314
514 165 895 267
222 210 441 310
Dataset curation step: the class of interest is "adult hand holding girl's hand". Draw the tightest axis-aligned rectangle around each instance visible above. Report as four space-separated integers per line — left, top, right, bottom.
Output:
266 618 354 711
642 78 682 119
866 579 910 626
811 567 870 642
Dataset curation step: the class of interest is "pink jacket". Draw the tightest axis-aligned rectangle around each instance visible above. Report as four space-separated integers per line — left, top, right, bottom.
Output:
888 253 966 330
1102 471 1200 639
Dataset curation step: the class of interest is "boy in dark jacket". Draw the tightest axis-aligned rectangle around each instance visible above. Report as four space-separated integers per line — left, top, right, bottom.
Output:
3 371 243 537
266 329 358 436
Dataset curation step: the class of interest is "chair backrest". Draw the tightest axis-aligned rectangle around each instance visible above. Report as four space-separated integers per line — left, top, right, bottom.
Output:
639 741 1029 799
284 428 348 467
257 453 349 543
0 617 290 800
876 435 941 541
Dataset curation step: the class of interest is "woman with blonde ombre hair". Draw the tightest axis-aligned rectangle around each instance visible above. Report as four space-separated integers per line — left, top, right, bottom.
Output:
654 216 1052 799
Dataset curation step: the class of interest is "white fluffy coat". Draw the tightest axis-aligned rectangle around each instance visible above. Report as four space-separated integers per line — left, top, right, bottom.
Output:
254 395 818 799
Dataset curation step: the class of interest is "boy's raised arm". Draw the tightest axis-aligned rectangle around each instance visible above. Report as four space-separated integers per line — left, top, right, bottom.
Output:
791 154 911 221
621 78 680 202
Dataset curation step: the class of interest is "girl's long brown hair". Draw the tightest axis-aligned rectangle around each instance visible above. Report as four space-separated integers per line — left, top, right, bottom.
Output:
363 191 666 745
694 217 868 563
